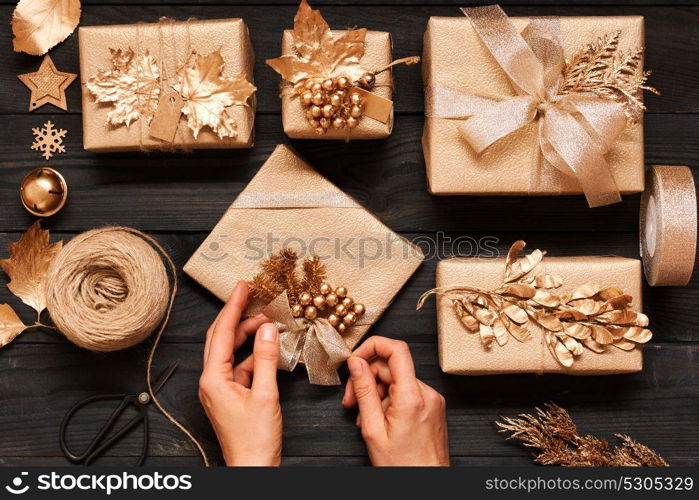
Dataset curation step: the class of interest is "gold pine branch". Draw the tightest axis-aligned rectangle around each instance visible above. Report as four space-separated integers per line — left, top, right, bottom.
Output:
559 31 659 122
417 241 652 368
496 403 668 467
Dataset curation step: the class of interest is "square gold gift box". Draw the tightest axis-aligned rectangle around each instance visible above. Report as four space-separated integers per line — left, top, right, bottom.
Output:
436 256 644 375
79 18 255 152
279 30 394 140
184 144 424 349
422 15 645 196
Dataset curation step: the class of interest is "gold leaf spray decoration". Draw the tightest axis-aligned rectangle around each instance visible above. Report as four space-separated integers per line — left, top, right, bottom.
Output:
417 241 652 368
12 0 81 55
266 0 419 135
559 31 659 123
86 46 256 140
0 221 62 347
250 248 366 333
496 403 668 467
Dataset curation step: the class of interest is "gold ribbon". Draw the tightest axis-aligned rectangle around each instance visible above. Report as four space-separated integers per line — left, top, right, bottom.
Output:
262 291 352 386
425 5 630 208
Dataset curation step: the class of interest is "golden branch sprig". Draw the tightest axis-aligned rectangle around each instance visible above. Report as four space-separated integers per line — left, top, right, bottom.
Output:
250 248 327 305
496 403 668 466
417 241 652 368
558 31 659 122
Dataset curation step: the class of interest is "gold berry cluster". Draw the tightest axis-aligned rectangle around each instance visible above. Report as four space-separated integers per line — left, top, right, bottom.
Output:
294 73 376 134
292 283 365 333
249 249 365 334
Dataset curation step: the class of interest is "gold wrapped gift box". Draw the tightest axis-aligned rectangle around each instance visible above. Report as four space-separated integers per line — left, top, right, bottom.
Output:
184 144 423 350
279 30 394 140
436 256 644 375
422 15 645 196
79 18 255 152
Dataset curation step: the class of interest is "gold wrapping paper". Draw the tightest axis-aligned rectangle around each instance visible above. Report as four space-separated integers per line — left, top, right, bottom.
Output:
79 18 255 152
184 144 424 354
436 256 643 375
422 14 645 196
280 30 394 139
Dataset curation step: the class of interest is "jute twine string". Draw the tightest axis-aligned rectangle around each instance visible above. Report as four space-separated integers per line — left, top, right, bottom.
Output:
45 227 210 466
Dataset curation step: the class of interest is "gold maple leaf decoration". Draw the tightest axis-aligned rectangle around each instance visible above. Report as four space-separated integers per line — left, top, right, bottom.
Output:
85 48 161 127
418 241 652 368
266 0 369 85
172 50 257 139
12 0 82 56
0 304 28 347
0 221 63 320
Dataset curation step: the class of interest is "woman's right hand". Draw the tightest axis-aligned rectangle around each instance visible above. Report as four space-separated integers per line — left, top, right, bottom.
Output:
342 337 450 466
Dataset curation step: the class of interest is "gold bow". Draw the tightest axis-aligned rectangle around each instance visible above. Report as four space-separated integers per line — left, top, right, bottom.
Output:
262 291 351 385
426 5 632 208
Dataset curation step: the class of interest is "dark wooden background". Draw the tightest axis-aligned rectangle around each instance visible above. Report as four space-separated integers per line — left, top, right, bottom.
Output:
1 0 697 467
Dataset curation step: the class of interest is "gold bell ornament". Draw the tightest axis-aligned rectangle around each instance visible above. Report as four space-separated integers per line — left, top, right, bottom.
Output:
20 167 68 217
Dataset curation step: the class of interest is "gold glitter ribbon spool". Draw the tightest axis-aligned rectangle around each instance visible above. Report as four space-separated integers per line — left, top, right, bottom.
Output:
640 166 697 286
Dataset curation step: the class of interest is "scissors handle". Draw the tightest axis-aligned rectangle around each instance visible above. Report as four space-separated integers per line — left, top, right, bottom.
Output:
60 393 148 466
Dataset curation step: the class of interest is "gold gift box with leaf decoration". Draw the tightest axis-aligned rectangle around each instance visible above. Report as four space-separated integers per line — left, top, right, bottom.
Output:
79 18 256 152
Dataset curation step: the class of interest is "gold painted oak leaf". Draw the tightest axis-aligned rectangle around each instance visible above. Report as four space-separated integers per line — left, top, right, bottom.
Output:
12 0 81 55
266 0 367 84
173 50 256 140
85 48 161 127
0 221 63 316
0 304 28 347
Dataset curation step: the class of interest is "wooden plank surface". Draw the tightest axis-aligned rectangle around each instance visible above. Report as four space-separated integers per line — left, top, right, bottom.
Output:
0 0 697 467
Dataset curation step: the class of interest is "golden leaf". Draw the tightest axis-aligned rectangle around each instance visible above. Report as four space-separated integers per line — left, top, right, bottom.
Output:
479 323 495 348
532 289 561 308
560 335 584 356
502 316 533 343
535 274 563 289
590 325 614 345
551 337 574 367
598 310 649 327
500 283 536 299
492 319 509 346
474 307 496 326
555 309 588 321
12 0 81 55
530 311 563 332
0 304 28 347
597 286 625 301
563 323 591 340
0 221 62 316
503 304 528 324
504 241 545 283
174 50 256 139
582 337 606 353
605 294 633 310
266 0 367 84
453 301 479 332
623 327 652 344
573 298 604 316
85 48 161 127
612 339 638 351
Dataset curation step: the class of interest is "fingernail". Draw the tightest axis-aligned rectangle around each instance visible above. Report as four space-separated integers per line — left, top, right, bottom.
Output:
260 324 278 342
254 313 266 318
348 357 363 378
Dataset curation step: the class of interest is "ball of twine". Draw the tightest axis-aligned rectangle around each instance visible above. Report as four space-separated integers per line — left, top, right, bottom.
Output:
45 227 169 352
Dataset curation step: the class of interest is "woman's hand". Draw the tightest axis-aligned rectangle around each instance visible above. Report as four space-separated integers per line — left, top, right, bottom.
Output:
198 281 283 466
342 337 450 466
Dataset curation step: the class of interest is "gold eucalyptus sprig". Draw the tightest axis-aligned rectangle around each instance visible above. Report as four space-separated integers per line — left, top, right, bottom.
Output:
496 403 668 467
558 31 659 122
417 241 652 368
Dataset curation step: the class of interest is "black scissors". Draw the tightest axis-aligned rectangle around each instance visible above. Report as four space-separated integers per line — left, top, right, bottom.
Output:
59 361 179 466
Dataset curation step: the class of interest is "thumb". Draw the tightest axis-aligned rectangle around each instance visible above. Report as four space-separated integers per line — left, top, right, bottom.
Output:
347 357 385 437
251 323 280 397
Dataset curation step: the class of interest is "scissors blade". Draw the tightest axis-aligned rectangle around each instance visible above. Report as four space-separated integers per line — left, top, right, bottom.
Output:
150 361 179 396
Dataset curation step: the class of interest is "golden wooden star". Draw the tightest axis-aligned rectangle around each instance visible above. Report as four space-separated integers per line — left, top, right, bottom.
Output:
18 55 77 111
